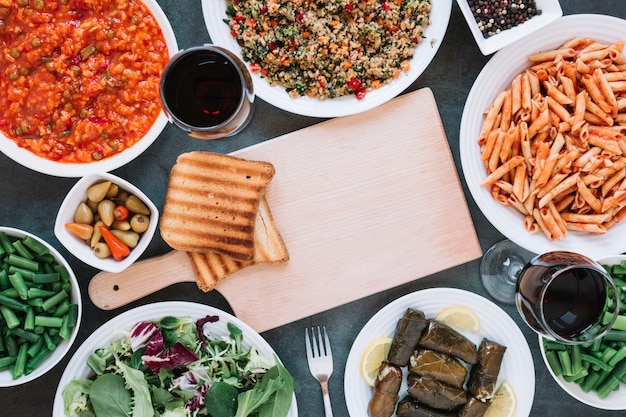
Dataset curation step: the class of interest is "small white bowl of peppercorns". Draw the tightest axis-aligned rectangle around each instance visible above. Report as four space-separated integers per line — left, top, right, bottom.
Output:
54 173 158 273
456 0 562 55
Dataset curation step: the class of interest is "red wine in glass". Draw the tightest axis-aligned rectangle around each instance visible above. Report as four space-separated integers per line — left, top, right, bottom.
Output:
515 251 619 344
160 45 254 139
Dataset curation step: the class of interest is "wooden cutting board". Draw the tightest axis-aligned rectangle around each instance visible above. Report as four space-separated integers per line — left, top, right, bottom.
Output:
88 87 482 333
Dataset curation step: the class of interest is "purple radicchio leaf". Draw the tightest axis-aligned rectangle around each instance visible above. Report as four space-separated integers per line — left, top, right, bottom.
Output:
129 321 159 352
196 314 219 348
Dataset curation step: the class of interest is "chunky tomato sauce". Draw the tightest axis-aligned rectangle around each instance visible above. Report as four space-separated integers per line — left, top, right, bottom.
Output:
0 0 170 163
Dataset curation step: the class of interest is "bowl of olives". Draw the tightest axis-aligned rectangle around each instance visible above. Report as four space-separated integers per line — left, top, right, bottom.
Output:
54 173 158 273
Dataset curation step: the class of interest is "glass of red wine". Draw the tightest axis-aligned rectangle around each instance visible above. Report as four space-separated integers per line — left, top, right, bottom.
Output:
481 239 620 344
160 45 255 140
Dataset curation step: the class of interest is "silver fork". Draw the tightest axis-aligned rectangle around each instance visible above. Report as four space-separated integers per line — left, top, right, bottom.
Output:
305 326 334 417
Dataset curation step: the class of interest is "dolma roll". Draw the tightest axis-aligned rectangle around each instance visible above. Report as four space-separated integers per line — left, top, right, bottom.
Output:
467 338 507 400
409 349 468 389
458 396 490 417
396 396 457 417
368 362 403 417
388 308 429 366
407 375 467 411
419 320 478 364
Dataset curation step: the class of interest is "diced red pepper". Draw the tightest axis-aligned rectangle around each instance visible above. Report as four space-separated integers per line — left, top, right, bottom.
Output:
347 77 362 91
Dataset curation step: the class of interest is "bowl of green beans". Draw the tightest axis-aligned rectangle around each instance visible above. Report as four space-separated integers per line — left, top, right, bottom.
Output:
0 227 82 386
540 255 626 410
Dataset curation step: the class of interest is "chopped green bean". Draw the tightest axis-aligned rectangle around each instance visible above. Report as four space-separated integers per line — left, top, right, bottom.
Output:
0 232 15 255
558 349 573 376
24 307 34 331
34 315 63 328
9 327 40 343
581 352 610 372
27 287 56 299
32 273 60 284
598 374 621 398
0 305 20 329
0 293 29 312
41 289 67 312
21 236 48 257
613 359 626 380
8 265 34 280
8 271 28 300
11 343 27 379
25 347 51 374
26 337 44 358
7 254 38 272
0 356 16 370
11 240 33 260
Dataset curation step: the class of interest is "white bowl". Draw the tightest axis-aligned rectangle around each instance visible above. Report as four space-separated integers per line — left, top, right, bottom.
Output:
539 255 626 410
460 14 626 259
456 0 562 55
0 227 82 387
0 0 178 177
54 173 159 273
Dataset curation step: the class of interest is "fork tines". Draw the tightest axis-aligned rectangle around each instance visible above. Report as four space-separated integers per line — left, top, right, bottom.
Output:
306 326 331 358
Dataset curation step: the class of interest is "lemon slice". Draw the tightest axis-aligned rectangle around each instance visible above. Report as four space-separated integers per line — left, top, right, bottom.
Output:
485 381 517 417
435 306 481 332
359 337 393 386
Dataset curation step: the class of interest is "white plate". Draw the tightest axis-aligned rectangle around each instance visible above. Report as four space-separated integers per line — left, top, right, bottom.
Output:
538 255 626 410
52 301 298 417
201 0 451 118
460 14 626 260
0 0 178 177
344 288 535 417
456 0 562 55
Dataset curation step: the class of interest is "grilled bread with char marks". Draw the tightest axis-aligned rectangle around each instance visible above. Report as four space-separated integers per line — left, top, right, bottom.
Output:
188 196 289 291
160 151 275 261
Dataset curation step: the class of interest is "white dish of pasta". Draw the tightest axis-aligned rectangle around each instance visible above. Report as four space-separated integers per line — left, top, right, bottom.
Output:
201 0 451 118
460 14 626 259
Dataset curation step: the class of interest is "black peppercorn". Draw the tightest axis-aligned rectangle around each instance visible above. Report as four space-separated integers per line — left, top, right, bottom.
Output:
467 0 542 38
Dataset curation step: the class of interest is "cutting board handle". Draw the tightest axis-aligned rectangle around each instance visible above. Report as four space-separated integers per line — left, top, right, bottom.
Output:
88 251 195 310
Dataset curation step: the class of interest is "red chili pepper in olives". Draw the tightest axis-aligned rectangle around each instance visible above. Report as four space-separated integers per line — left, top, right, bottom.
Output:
113 205 130 221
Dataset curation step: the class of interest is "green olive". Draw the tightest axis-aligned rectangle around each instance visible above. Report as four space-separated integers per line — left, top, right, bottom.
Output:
106 183 119 198
125 195 150 215
129 214 150 233
93 242 111 259
97 199 116 227
87 181 112 203
111 230 139 248
112 220 131 231
73 202 94 224
90 220 104 248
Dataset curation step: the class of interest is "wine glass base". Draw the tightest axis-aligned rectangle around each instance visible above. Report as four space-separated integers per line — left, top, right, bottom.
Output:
480 240 536 304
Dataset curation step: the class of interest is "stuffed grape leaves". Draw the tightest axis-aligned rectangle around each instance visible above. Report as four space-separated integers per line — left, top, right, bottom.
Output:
368 362 403 417
407 375 468 411
396 396 457 417
467 338 507 400
388 308 429 366
409 349 468 389
418 320 478 364
458 396 490 417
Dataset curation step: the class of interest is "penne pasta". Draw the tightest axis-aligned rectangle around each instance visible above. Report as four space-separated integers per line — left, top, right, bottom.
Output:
477 37 626 240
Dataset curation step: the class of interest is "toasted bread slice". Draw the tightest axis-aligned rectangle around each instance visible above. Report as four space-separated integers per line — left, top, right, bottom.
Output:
188 196 289 291
160 151 275 261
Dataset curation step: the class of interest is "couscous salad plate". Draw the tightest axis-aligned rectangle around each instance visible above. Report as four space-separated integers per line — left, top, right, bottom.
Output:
202 0 452 117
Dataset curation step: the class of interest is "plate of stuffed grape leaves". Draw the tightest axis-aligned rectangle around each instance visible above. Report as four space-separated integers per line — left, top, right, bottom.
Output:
344 288 534 417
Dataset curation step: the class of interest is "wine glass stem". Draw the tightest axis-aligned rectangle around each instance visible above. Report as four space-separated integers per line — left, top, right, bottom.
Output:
506 260 523 286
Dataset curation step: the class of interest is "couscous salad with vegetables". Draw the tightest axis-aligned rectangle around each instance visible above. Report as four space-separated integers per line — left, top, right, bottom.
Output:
225 0 432 100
